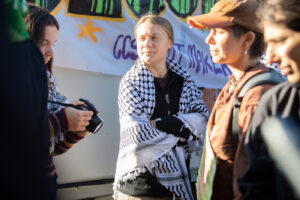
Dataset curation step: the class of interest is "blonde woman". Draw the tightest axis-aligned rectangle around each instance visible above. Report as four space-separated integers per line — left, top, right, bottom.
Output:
114 14 209 200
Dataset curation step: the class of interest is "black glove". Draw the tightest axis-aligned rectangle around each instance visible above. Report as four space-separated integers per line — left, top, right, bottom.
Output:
156 116 191 139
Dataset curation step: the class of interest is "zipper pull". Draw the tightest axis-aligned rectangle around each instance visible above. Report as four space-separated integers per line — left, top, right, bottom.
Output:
165 93 170 104
165 94 171 116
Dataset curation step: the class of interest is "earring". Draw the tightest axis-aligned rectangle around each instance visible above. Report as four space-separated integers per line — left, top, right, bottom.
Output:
244 50 248 55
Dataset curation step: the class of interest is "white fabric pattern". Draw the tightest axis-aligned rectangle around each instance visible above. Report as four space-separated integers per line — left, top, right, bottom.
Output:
46 70 69 150
114 59 209 200
259 53 287 80
47 70 69 112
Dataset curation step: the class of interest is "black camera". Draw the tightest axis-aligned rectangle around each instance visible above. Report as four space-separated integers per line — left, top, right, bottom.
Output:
75 98 103 134
48 98 103 134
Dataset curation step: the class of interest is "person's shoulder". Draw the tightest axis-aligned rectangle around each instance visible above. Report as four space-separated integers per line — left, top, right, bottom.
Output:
259 81 291 104
247 82 295 138
167 59 191 80
120 61 150 87
266 81 292 94
248 62 269 72
121 63 139 80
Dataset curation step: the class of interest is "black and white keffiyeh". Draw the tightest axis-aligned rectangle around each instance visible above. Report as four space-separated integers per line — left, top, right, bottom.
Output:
46 70 69 150
47 70 69 112
259 53 287 80
114 59 209 200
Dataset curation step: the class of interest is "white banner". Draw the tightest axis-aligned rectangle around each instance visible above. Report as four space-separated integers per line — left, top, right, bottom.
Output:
50 1 230 89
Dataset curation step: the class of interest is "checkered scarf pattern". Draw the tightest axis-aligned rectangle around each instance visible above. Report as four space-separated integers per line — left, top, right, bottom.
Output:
114 59 209 200
46 70 69 149
47 70 69 112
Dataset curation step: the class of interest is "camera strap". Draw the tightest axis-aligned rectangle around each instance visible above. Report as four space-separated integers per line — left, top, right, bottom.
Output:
48 100 78 109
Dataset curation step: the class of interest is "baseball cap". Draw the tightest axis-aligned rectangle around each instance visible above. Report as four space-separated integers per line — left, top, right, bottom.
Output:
187 0 262 33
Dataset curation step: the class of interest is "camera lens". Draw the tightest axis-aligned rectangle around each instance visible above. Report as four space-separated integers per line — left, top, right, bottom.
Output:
86 115 103 134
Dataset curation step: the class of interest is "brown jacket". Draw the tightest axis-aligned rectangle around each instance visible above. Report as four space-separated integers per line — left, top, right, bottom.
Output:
206 64 275 200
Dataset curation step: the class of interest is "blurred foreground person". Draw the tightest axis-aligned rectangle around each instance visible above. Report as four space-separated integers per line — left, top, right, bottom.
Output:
239 0 300 199
187 0 282 199
0 1 52 199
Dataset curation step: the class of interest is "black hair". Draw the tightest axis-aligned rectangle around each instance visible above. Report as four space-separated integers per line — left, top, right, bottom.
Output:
258 0 300 32
231 24 264 59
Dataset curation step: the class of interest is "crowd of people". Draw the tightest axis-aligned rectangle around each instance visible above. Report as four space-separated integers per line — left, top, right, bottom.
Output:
1 0 299 199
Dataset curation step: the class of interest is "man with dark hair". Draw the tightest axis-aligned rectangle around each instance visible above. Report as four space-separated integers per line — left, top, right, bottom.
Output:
239 0 300 199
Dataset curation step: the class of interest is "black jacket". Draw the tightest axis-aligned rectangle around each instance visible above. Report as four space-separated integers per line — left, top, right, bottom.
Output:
239 81 300 200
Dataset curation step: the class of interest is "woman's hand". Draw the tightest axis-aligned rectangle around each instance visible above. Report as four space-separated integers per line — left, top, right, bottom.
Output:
71 100 84 106
64 107 93 132
149 119 157 128
154 116 191 139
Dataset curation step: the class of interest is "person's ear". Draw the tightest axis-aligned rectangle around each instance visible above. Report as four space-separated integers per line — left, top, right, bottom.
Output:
168 39 173 49
243 31 255 51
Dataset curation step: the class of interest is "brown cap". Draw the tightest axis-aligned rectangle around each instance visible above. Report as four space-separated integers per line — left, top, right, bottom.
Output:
187 0 262 33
